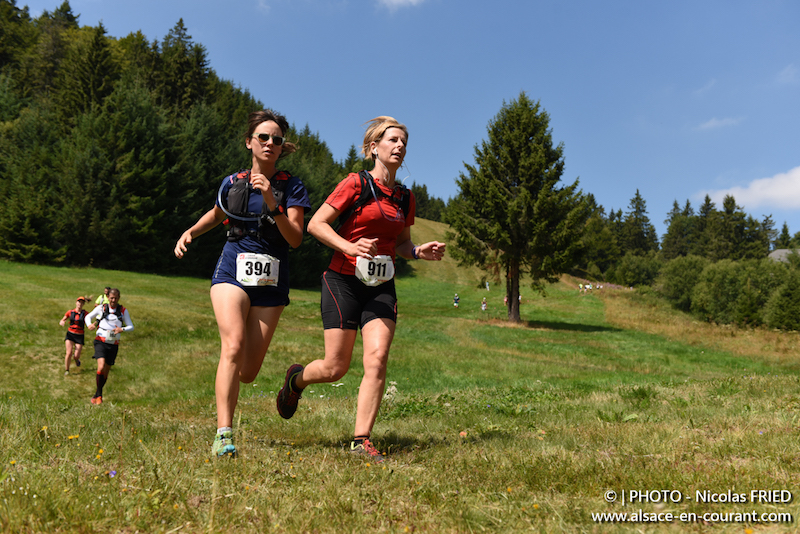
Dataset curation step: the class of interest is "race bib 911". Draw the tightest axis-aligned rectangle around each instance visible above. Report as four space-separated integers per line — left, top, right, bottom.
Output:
355 255 394 287
236 253 279 287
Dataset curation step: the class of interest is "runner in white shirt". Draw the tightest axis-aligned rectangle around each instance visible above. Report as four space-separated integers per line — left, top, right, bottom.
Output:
84 288 134 405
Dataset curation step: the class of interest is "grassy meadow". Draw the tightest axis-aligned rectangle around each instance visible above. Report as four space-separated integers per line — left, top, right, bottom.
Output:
1 218 799 533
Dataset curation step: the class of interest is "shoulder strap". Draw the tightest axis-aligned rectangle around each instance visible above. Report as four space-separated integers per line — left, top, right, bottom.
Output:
335 172 375 231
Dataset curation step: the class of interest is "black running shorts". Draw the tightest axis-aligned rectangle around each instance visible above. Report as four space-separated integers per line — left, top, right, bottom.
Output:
320 270 397 330
93 340 120 366
65 331 85 345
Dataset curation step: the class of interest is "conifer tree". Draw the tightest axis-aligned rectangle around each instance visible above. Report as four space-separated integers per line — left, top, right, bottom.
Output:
56 23 117 120
447 92 588 322
775 222 792 249
620 190 658 255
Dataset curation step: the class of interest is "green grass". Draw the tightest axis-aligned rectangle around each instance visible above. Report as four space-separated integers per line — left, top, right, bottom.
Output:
1 220 799 533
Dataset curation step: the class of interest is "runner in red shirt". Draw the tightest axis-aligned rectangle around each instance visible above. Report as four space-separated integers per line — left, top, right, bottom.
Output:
59 296 87 375
277 116 446 461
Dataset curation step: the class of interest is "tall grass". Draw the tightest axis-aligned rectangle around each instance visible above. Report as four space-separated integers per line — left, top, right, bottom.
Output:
1 221 799 533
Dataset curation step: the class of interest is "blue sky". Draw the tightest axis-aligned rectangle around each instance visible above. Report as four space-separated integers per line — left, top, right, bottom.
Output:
22 0 800 239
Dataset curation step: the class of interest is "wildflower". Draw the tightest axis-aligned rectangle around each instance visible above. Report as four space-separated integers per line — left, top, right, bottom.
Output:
109 471 116 478
534 504 539 509
459 431 467 437
9 460 15 465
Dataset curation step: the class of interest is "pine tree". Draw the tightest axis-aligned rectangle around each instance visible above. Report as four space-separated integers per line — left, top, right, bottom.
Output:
157 19 208 114
620 190 659 255
56 23 117 120
447 92 589 322
775 222 792 249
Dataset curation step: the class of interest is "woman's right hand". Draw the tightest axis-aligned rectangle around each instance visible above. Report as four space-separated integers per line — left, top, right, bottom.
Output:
348 237 379 259
174 230 193 259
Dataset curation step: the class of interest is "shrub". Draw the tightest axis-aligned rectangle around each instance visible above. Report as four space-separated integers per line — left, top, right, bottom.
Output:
764 269 800 330
612 251 662 287
657 255 709 312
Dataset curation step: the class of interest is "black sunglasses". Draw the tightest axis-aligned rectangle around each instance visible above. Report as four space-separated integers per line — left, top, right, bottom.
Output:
252 133 285 146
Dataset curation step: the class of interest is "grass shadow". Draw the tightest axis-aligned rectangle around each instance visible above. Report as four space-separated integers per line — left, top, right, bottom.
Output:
524 320 622 333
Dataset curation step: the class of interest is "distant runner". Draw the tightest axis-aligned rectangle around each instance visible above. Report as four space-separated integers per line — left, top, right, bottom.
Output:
59 296 87 375
85 288 134 405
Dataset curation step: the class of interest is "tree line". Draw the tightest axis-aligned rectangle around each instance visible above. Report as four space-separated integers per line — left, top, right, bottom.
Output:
3 1 798 328
0 1 445 286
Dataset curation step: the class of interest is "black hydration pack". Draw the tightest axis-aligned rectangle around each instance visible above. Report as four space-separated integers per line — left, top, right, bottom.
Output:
222 169 291 246
335 170 411 231
101 304 126 325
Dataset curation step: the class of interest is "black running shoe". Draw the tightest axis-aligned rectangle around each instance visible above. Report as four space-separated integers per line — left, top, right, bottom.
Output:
276 364 304 419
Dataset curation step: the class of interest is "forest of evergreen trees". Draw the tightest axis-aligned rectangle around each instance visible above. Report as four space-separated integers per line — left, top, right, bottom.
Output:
2 1 799 328
0 1 445 285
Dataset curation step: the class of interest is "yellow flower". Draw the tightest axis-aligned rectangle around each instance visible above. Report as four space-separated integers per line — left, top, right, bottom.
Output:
98 449 103 454
9 460 15 465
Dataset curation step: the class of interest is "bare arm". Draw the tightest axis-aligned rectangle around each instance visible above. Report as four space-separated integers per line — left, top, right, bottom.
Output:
307 203 378 259
174 205 226 259
396 226 446 261
272 205 305 248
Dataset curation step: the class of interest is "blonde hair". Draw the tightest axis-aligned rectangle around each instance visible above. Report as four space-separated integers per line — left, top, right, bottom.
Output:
361 116 408 161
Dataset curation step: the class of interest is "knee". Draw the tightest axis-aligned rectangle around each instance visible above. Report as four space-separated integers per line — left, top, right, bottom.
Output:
219 340 245 364
319 362 349 383
363 355 388 379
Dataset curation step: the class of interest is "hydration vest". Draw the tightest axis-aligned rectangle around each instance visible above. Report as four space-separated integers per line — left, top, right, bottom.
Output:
101 304 126 325
224 169 291 246
69 310 86 327
336 170 411 231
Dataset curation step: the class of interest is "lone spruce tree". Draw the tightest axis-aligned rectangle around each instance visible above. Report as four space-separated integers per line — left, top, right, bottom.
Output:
447 92 588 322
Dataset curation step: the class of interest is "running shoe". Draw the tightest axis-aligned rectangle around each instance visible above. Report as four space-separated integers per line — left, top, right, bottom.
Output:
212 431 237 458
349 439 385 463
90 396 102 405
75 358 81 367
276 364 304 419
64 370 70 376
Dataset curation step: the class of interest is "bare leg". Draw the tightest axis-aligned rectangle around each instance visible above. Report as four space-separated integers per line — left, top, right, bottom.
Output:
210 283 283 429
64 339 74 371
354 318 395 437
295 328 358 389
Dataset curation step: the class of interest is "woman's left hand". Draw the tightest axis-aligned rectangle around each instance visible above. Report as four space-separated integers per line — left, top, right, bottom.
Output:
416 241 446 261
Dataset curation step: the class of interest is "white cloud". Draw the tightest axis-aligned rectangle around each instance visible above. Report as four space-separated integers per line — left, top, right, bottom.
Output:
256 0 271 13
777 64 799 86
378 0 426 10
698 166 800 209
696 117 743 131
693 79 716 96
